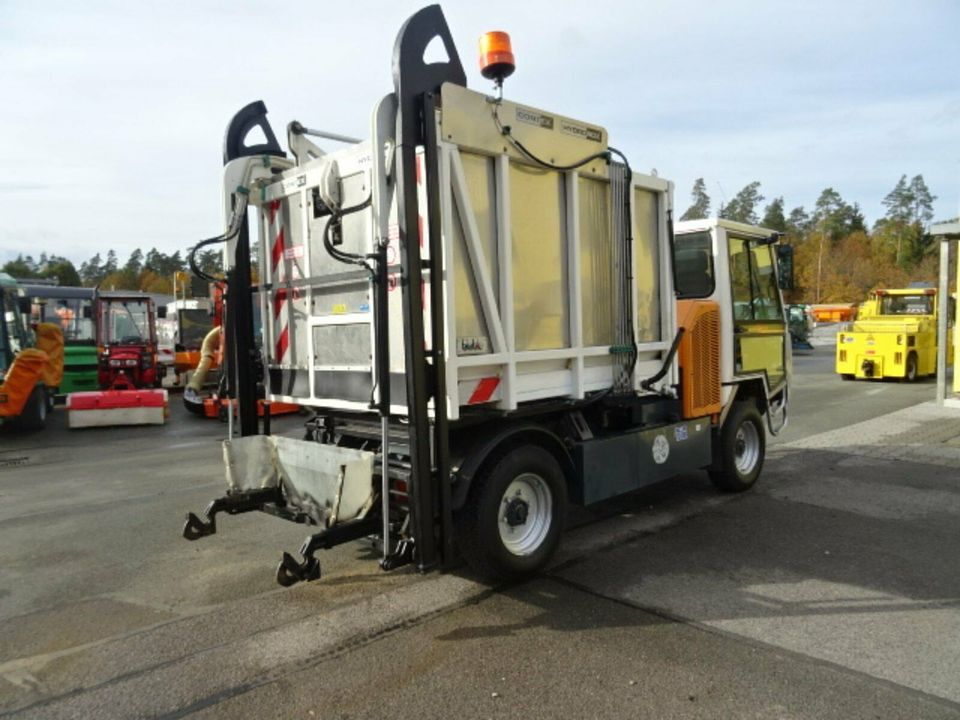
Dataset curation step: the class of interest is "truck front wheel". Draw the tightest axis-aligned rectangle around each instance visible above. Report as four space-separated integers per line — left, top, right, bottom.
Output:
456 445 566 581
709 401 765 493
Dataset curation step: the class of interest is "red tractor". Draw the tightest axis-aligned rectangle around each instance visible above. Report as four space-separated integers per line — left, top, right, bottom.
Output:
66 291 168 428
96 292 164 389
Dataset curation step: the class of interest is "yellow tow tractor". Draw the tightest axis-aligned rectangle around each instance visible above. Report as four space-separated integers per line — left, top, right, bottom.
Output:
836 286 953 381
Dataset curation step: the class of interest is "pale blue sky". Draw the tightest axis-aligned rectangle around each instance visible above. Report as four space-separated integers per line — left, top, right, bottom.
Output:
1 0 957 266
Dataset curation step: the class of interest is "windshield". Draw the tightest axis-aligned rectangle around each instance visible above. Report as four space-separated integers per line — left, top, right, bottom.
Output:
35 298 96 342
879 294 933 316
101 299 152 344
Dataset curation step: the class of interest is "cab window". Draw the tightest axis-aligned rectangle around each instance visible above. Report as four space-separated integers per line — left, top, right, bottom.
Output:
879 294 933 316
729 237 783 321
674 231 715 299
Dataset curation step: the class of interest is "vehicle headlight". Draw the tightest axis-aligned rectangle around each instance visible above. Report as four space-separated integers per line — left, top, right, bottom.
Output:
125 358 138 367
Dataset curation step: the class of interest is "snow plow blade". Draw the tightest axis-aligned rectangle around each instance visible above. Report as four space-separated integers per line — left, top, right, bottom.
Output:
67 389 168 428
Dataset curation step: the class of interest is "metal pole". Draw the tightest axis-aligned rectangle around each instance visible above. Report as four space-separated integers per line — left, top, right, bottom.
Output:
290 123 362 145
381 416 391 561
375 243 392 563
937 237 950 405
816 229 824 304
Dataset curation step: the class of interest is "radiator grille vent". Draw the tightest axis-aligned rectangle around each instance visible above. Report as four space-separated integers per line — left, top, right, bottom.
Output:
677 300 722 419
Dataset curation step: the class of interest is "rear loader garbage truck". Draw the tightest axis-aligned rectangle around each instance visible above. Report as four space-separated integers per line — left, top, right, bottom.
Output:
182 4 791 586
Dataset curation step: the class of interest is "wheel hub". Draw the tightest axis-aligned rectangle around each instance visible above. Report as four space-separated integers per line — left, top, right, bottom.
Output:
733 421 760 475
504 497 529 527
498 473 553 557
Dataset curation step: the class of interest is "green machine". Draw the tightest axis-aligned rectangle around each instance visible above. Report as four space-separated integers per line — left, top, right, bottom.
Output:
22 284 98 395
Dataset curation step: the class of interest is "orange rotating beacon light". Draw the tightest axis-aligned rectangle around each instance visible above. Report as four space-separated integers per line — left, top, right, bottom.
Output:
479 31 515 92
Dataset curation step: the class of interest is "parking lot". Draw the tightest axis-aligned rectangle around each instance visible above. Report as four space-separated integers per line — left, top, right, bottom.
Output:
2 328 959 719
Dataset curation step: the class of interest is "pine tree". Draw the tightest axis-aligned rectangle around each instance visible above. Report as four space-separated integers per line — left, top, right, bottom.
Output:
80 253 103 286
124 248 144 276
144 248 162 274
787 207 811 236
680 178 711 221
104 249 118 275
1 254 39 279
814 188 864 243
907 175 936 261
719 181 764 224
882 175 912 224
761 197 787 232
42 257 81 286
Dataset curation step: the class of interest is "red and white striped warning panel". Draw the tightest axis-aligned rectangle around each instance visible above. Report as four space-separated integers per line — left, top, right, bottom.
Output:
66 389 168 428
268 199 291 364
459 376 501 406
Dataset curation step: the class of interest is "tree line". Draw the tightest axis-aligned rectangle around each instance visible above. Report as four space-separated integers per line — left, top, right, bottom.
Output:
679 174 945 303
3 247 223 294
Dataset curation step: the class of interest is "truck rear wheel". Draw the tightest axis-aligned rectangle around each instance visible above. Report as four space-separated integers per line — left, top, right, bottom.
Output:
456 445 566 581
904 353 918 382
709 401 765 493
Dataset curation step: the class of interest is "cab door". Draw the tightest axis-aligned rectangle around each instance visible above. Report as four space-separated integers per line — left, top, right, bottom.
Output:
728 236 787 389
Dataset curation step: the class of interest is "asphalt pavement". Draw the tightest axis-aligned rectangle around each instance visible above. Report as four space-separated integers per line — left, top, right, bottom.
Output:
1 327 958 719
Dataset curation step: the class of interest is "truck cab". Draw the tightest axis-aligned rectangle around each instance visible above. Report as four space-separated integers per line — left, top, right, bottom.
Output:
674 218 791 423
836 287 951 381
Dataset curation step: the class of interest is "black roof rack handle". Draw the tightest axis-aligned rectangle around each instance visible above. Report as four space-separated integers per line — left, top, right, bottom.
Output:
392 4 467 143
223 100 285 164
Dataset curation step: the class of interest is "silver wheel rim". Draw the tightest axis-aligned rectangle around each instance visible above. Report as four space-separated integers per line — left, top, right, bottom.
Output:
498 472 553 557
734 421 760 475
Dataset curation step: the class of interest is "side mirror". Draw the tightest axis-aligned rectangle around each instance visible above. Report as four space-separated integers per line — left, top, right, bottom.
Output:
82 305 92 319
18 297 32 314
157 306 168 319
776 244 794 291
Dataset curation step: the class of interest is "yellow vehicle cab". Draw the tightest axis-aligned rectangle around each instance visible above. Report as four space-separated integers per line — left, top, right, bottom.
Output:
836 287 953 381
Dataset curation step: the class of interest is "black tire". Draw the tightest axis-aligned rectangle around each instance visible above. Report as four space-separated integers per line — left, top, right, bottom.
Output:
840 373 855 381
709 401 765 493
904 353 918 382
455 445 567 581
10 385 47 433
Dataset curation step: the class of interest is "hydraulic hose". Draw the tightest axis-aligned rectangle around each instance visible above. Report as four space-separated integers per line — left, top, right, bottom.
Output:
639 327 685 392
189 191 250 282
187 326 221 392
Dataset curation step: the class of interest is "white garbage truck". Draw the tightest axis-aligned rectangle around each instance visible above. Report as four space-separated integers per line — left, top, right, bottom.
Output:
182 4 792 586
